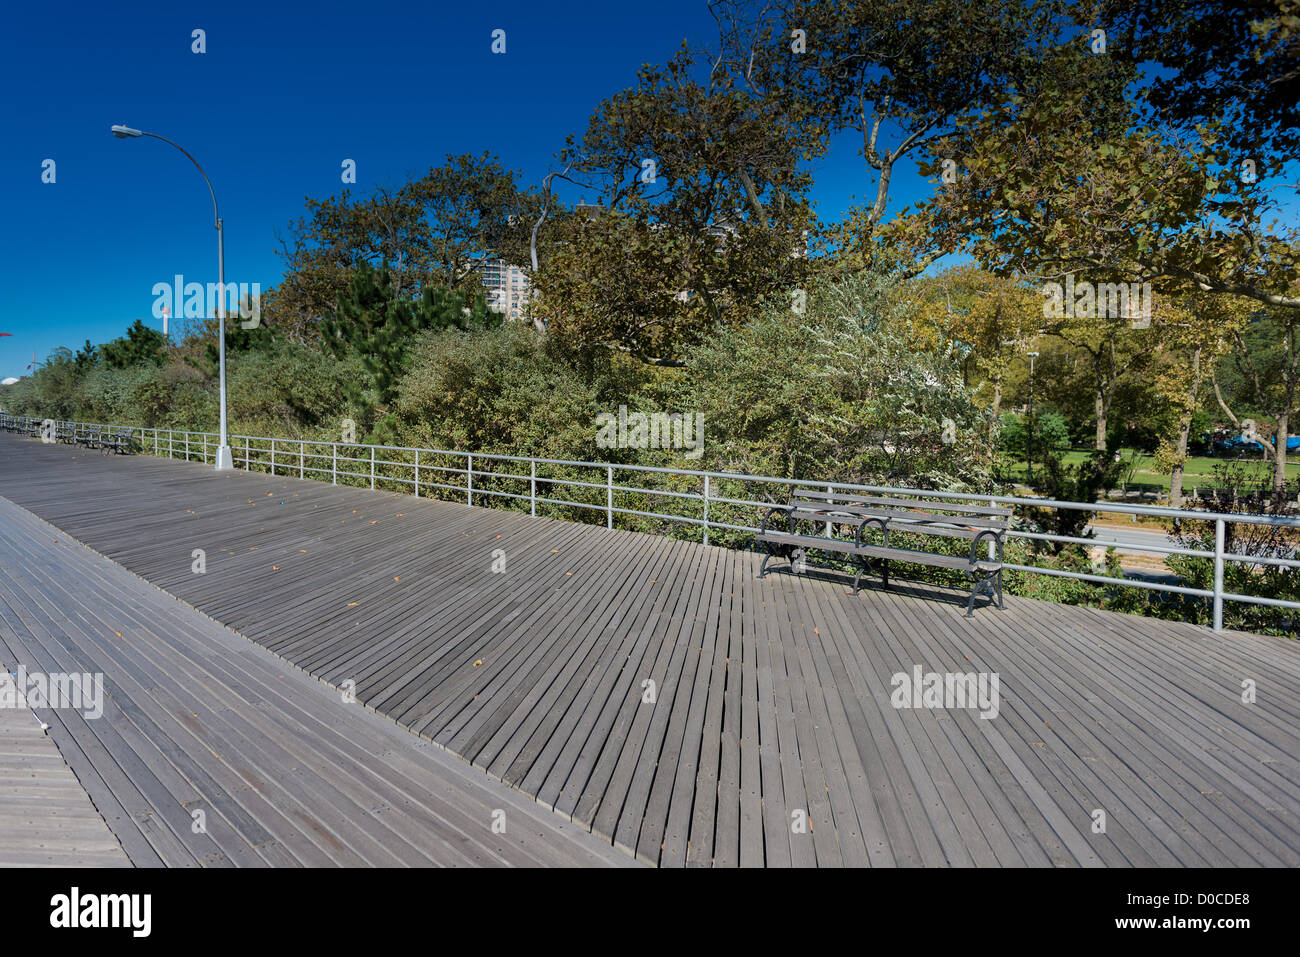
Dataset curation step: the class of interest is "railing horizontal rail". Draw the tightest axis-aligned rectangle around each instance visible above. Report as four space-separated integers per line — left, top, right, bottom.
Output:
5 412 1298 632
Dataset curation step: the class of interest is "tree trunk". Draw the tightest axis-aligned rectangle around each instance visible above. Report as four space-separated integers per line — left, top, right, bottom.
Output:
990 376 1002 441
1274 410 1289 494
1169 422 1191 507
1169 344 1203 509
1094 391 1107 451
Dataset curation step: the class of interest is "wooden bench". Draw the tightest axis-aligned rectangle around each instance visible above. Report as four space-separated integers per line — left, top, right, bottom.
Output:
101 428 134 455
756 487 1013 616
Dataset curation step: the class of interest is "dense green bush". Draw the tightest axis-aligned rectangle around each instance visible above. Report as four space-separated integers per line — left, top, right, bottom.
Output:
683 272 992 490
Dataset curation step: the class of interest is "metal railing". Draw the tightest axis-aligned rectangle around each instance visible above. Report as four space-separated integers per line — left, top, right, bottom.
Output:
4 412 1299 632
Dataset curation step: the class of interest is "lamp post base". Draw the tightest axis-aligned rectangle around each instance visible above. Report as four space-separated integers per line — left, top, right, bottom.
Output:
214 445 235 471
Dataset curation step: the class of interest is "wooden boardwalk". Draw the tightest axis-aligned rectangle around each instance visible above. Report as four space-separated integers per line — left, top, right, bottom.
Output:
1 432 1298 867
0 492 632 867
0 667 130 867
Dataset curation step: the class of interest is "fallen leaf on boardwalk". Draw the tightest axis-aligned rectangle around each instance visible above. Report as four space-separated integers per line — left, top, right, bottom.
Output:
368 521 377 525
495 535 502 539
300 549 308 552
394 576 400 582
814 627 819 635
272 566 279 571
473 659 483 667
115 631 122 638
347 602 359 607
551 549 558 554
565 572 572 576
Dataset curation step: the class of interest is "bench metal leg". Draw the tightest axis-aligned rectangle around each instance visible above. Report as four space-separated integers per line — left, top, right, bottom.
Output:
965 582 979 617
759 552 772 579
996 569 1004 610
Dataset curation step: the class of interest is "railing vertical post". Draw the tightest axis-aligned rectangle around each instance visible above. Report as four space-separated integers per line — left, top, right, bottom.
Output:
530 460 536 517
703 475 710 547
467 453 473 505
370 446 375 490
185 433 190 460
154 429 158 455
244 436 249 469
826 484 833 538
169 431 173 459
1213 518 1226 632
414 450 420 498
332 444 337 485
270 438 275 475
300 441 305 478
607 466 614 530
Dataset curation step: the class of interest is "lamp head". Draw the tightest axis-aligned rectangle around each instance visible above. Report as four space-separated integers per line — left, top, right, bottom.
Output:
111 125 143 138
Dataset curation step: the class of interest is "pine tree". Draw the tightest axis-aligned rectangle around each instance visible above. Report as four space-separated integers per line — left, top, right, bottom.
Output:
322 262 494 439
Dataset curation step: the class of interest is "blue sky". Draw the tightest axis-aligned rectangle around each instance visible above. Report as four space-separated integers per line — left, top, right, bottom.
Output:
1 0 931 379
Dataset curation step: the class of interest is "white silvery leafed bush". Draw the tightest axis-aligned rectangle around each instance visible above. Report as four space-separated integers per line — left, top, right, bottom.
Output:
682 268 992 489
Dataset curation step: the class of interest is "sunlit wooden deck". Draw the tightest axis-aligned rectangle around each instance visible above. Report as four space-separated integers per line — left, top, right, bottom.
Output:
1 431 1298 866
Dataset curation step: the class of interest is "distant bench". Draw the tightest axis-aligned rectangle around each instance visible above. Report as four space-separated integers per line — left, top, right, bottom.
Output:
100 428 134 455
756 487 1012 617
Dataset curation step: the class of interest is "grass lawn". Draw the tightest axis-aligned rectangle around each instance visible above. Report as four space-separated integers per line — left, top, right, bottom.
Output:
1003 448 1300 493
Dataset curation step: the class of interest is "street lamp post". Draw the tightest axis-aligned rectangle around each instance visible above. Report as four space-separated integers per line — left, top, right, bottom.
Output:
111 125 234 470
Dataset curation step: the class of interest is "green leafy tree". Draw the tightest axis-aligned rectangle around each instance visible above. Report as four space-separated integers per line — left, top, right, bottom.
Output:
101 320 168 369
1026 450 1126 552
271 153 537 342
544 42 816 364
320 262 494 440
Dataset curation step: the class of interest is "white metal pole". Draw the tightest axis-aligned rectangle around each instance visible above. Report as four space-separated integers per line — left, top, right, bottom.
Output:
703 475 710 547
1213 518 1225 632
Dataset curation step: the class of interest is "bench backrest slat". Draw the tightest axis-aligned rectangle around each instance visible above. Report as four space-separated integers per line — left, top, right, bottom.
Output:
793 487 1012 519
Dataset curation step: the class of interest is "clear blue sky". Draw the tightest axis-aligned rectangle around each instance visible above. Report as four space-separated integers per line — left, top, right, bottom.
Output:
1 0 930 380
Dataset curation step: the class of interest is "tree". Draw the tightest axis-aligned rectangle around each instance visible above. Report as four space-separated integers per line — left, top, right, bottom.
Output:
1045 308 1158 452
320 262 494 440
1212 300 1300 494
544 41 816 364
1098 0 1299 159
271 154 537 342
1149 293 1247 504
911 35 1300 311
916 267 1042 433
724 0 1066 268
683 269 991 487
101 320 168 369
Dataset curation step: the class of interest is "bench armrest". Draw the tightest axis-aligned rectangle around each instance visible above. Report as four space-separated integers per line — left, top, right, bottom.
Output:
854 516 889 548
968 528 1005 564
759 506 793 536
